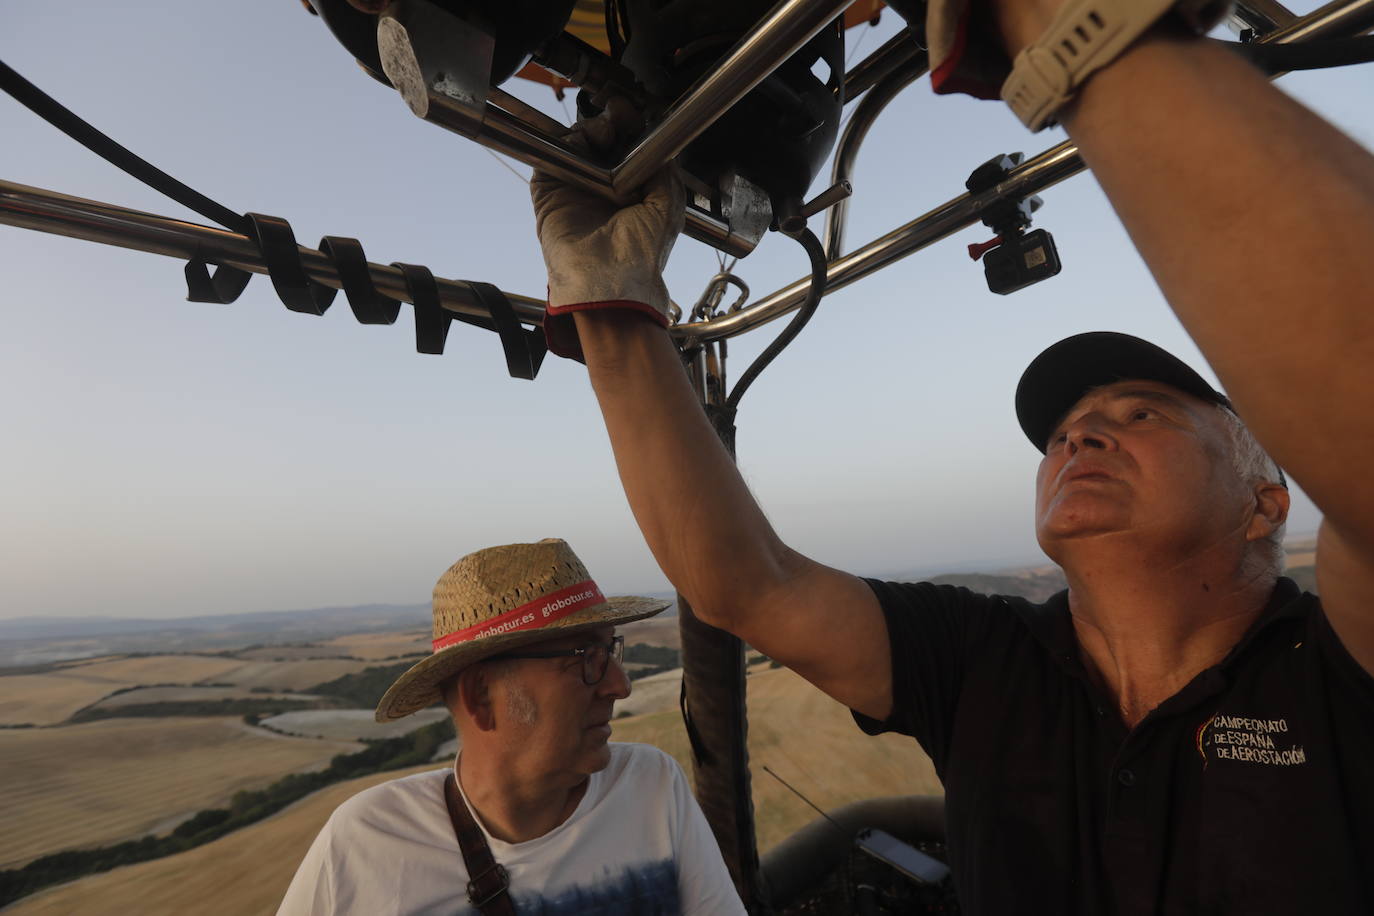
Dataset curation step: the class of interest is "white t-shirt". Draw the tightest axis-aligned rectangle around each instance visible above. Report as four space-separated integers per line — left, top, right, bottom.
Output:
278 742 744 915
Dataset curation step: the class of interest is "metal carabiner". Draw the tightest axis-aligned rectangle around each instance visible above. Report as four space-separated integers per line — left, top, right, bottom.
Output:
690 271 750 322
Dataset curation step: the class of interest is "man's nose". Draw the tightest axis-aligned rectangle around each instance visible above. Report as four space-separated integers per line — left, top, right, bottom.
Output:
1065 416 1118 454
599 656 632 700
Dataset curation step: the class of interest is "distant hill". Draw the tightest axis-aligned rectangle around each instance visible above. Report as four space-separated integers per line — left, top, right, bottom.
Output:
0 604 430 668
882 529 1318 603
1 592 679 668
5 539 1317 668
874 559 1068 602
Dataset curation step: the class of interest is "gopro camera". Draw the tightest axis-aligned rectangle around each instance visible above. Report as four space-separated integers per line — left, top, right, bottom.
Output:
982 228 1062 295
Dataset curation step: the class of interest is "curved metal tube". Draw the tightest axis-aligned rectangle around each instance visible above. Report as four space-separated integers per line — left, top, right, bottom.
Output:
824 51 929 261
423 97 758 257
611 0 858 194
0 180 547 323
1266 0 1374 39
677 140 1084 343
678 0 1374 344
843 28 924 99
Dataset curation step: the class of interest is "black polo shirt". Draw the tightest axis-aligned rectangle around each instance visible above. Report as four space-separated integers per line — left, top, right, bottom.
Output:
854 577 1374 915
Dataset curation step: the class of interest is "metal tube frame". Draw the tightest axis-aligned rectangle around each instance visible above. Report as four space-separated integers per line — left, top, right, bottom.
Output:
1230 0 1299 34
0 179 547 324
842 27 924 99
610 0 858 195
3 0 1372 344
674 0 1374 343
411 0 856 256
823 50 930 261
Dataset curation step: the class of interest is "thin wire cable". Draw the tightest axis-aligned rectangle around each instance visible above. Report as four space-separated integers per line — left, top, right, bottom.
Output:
844 21 872 69
723 226 828 414
482 147 531 185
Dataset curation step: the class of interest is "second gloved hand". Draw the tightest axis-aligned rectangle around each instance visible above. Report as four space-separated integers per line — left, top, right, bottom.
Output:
530 108 685 361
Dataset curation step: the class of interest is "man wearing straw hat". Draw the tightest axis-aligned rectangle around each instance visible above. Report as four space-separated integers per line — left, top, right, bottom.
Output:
279 538 744 915
528 0 1374 913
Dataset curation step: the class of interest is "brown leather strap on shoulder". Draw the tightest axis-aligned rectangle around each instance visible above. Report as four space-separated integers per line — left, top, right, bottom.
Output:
444 772 517 915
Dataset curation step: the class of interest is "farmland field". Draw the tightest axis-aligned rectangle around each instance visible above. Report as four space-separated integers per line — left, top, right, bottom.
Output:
259 707 450 741
0 653 378 726
620 615 680 650
615 664 940 853
614 666 684 718
234 645 352 661
318 630 430 660
0 674 130 726
92 686 319 708
0 717 359 869
0 655 247 726
4 763 440 916
47 655 247 685
210 657 374 691
6 663 938 914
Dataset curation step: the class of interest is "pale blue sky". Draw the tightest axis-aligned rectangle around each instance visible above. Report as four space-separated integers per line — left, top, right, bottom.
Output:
2 2 1366 619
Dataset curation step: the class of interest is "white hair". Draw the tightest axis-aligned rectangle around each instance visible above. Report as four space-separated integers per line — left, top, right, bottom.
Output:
1214 405 1286 559
503 679 539 727
439 657 539 728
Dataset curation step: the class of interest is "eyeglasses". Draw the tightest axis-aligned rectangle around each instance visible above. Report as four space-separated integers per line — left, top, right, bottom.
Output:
490 635 625 686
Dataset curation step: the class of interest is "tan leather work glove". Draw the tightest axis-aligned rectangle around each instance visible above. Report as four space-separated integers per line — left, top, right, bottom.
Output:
530 108 685 362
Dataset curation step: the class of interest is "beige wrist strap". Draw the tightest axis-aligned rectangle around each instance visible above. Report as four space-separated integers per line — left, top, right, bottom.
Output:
1002 0 1234 130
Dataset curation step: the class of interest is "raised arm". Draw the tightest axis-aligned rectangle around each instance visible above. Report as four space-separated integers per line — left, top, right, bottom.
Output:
531 130 892 721
573 313 891 718
987 6 1374 669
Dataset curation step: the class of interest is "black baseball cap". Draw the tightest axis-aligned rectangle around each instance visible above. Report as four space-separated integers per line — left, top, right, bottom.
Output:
1015 332 1232 453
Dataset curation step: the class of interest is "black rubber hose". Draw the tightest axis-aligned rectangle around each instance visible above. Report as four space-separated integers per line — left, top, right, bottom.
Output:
0 59 248 234
1216 35 1374 73
724 226 828 415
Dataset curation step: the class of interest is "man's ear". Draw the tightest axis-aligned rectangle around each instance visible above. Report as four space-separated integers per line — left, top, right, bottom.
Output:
1246 482 1291 542
456 666 498 732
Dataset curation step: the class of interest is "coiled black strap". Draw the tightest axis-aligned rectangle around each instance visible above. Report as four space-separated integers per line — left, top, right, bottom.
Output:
0 57 546 379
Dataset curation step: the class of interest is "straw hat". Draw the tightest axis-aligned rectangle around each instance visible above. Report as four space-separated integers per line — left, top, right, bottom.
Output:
375 539 670 722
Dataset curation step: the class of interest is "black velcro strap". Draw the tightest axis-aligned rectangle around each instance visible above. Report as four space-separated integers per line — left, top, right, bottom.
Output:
469 281 546 381
184 256 252 304
243 213 335 315
393 262 450 354
318 235 401 325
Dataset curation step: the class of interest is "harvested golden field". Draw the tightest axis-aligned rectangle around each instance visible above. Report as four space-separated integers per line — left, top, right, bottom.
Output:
620 615 681 650
0 674 127 726
319 630 429 660
1 655 245 726
51 655 246 685
0 654 371 725
615 664 939 853
743 666 940 852
615 666 684 718
0 717 359 869
211 658 374 691
5 763 440 916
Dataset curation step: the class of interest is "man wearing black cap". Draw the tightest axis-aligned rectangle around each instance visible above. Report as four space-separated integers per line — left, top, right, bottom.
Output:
532 0 1374 913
